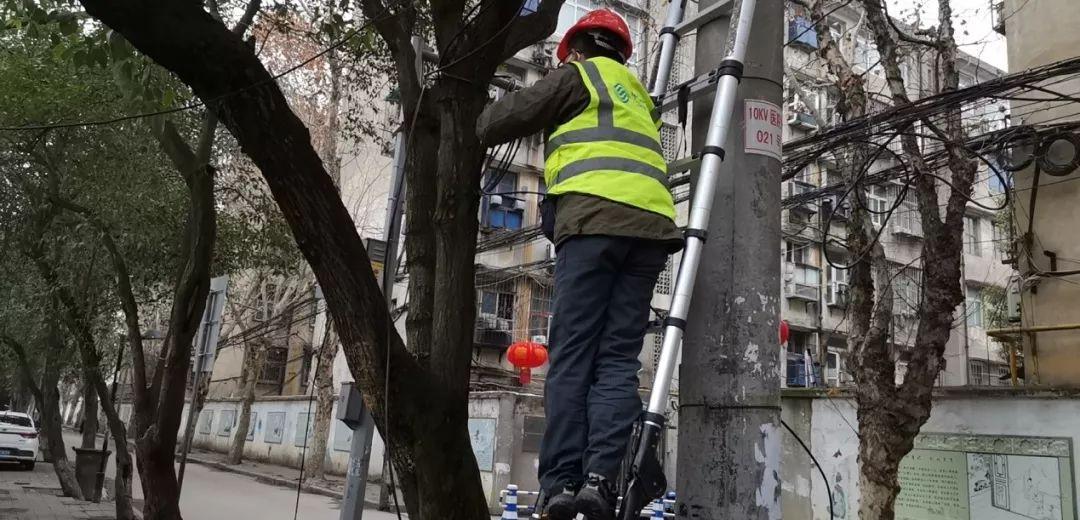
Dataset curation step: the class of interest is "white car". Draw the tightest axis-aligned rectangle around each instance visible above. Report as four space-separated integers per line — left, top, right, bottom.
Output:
0 411 39 470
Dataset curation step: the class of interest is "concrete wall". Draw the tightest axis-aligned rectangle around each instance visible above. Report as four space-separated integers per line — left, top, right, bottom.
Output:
177 395 387 480
781 388 1080 519
467 391 545 513
1005 0 1080 386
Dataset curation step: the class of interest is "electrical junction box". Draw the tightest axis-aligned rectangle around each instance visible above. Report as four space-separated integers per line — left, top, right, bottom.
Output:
337 382 366 429
1007 276 1023 323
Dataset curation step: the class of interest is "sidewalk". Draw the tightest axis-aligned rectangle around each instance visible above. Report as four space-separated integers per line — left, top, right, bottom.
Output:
184 446 383 509
0 461 116 520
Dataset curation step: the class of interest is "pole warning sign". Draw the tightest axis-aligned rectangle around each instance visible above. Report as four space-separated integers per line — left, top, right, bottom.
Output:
744 99 783 160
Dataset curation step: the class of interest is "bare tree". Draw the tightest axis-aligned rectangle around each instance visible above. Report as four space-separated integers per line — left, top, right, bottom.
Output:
223 272 311 464
802 0 979 516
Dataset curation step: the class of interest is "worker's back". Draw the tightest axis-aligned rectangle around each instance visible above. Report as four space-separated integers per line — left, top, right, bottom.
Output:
544 56 674 222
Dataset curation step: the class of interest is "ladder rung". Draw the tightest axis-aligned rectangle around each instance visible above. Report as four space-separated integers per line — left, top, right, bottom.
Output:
667 154 701 175
669 172 691 190
673 0 734 37
658 75 719 113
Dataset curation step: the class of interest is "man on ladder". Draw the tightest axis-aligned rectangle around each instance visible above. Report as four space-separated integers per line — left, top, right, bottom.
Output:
477 9 681 520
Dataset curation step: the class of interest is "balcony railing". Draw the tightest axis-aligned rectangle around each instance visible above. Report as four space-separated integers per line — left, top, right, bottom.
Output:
474 314 514 349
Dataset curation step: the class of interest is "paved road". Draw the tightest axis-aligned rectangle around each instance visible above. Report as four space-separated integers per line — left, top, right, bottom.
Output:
61 431 406 520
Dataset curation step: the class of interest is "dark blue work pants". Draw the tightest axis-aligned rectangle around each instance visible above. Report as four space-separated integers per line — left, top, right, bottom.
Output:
538 235 667 490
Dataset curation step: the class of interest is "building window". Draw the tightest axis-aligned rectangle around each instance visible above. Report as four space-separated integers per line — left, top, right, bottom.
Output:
988 168 1010 194
557 0 597 35
785 241 813 266
528 287 553 341
482 171 524 230
522 415 546 452
866 185 890 227
965 216 982 256
259 346 288 386
854 35 882 74
254 283 278 321
827 266 849 306
825 350 841 387
966 286 984 328
788 16 818 49
968 359 988 386
893 266 923 316
480 290 515 322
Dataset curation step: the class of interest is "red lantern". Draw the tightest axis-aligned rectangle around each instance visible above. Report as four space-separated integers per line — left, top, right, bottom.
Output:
506 341 549 385
779 320 790 346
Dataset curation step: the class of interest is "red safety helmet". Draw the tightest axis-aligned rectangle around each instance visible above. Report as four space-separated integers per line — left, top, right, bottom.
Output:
556 9 634 64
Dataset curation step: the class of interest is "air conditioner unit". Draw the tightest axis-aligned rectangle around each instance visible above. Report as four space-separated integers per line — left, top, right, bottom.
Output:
513 198 527 211
489 195 504 206
827 283 849 307
787 111 819 131
543 243 556 261
497 319 512 331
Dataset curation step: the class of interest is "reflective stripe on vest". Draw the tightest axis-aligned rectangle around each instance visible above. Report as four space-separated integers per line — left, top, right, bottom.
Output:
544 58 674 221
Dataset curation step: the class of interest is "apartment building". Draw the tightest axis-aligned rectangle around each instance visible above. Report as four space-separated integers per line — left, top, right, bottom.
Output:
1002 0 1080 386
781 2 1013 388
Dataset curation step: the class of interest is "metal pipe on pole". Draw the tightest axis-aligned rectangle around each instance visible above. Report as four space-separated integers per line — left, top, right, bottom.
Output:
676 0 784 517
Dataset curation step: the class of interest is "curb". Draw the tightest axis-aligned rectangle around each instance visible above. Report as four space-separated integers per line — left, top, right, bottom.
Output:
183 455 382 510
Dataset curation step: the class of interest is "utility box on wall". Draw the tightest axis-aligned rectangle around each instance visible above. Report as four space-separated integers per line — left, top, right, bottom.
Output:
336 382 365 429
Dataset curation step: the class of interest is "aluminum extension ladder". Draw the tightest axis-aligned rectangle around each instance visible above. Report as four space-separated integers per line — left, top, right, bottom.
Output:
617 0 759 518
528 0 758 517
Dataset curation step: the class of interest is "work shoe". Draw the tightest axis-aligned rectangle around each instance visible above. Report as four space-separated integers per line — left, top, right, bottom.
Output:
575 473 618 520
543 482 579 520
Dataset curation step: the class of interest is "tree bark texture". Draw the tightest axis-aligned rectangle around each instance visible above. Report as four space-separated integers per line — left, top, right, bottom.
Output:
76 1 564 516
303 323 337 480
804 1 978 517
227 339 266 465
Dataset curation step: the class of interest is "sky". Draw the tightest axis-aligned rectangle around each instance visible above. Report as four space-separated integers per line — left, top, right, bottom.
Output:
887 0 1009 71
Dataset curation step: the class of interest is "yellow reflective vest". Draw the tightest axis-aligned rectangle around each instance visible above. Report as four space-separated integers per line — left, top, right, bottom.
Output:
544 57 676 221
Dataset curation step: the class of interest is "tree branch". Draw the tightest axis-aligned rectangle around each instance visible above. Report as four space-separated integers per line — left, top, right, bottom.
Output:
49 197 148 404
0 334 45 405
500 0 565 62
150 118 199 182
232 0 262 36
876 0 940 48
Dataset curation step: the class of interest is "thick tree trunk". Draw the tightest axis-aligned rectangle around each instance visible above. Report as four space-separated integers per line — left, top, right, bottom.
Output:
131 116 217 520
41 330 83 499
42 380 83 498
85 368 136 520
227 341 265 465
81 369 99 449
2 333 82 499
303 324 338 480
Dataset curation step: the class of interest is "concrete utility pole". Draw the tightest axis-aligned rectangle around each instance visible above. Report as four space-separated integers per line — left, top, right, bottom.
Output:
676 0 783 517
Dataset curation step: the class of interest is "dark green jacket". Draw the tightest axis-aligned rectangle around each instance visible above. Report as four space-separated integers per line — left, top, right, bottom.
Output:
476 65 682 251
